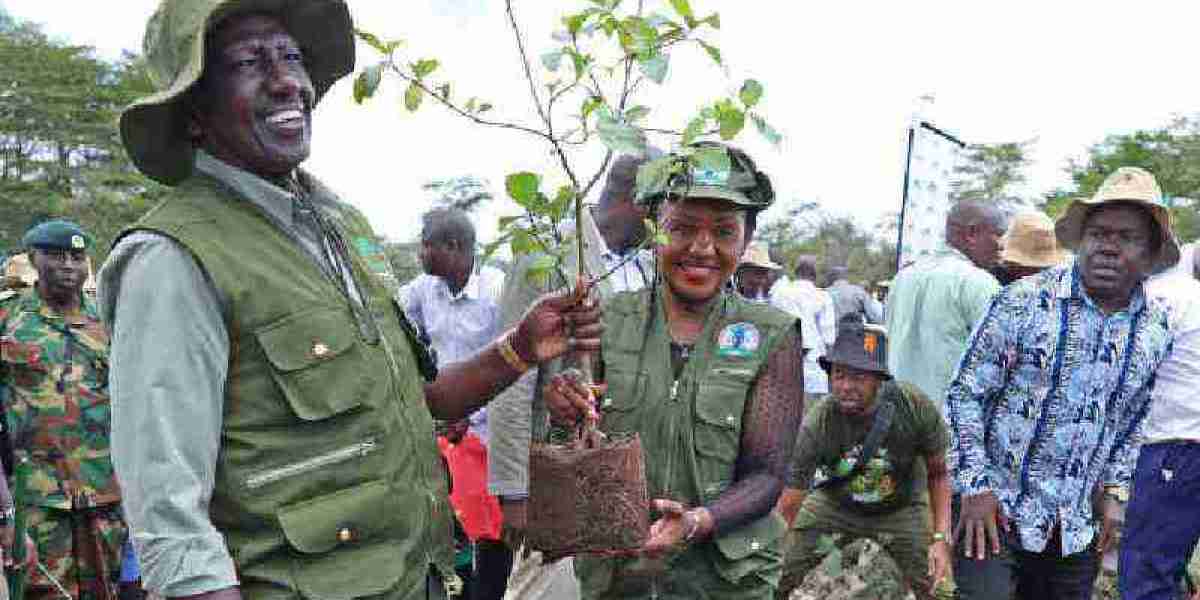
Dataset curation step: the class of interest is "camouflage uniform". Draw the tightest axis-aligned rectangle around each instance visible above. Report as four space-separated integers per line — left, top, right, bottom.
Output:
0 287 125 600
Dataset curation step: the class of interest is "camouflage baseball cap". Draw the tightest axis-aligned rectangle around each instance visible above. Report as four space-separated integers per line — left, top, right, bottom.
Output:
637 142 775 210
119 0 355 186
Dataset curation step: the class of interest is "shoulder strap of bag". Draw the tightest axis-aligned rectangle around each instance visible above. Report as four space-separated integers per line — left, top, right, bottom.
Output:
816 385 897 490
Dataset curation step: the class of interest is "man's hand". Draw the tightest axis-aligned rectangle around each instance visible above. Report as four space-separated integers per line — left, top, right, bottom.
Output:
512 279 602 364
1096 496 1123 555
543 374 600 425
927 539 951 589
954 491 1006 560
641 499 691 558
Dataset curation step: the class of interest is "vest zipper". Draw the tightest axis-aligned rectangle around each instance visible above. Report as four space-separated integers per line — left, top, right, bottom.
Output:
244 439 379 490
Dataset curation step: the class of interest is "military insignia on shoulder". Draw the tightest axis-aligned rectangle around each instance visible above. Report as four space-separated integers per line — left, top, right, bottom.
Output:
717 322 760 358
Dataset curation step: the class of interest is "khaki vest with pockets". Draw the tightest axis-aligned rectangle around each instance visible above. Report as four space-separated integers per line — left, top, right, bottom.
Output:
582 287 796 596
125 173 454 600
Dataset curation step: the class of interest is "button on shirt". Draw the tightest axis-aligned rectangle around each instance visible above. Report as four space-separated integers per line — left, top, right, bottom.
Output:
772 279 836 394
946 264 1173 555
399 265 505 441
886 247 1000 414
1142 272 1200 443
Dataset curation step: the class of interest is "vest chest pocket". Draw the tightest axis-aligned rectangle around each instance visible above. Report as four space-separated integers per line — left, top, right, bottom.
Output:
256 307 389 421
693 368 755 465
598 367 645 433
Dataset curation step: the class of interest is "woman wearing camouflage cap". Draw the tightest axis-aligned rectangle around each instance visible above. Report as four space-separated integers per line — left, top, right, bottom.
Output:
546 143 805 599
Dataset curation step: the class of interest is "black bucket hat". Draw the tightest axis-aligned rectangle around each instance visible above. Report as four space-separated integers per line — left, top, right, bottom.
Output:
819 314 890 379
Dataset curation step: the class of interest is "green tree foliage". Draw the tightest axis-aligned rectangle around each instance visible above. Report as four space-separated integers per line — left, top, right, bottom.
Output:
1063 116 1200 243
355 0 781 285
757 202 896 286
0 17 162 261
950 141 1032 206
423 176 493 212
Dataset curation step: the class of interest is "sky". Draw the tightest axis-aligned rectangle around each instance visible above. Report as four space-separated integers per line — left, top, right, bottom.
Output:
8 0 1200 245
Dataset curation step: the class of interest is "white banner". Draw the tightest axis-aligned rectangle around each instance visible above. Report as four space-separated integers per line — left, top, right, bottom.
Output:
897 122 965 269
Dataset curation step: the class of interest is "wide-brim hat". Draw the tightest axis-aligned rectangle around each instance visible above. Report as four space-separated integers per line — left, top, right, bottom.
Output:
119 0 355 186
739 242 781 270
1054 167 1180 273
1001 211 1068 269
819 315 890 379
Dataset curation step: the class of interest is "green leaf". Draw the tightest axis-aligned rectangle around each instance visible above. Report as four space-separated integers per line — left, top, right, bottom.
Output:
566 48 592 80
581 96 604 121
682 116 706 145
478 102 494 113
511 229 539 257
636 156 674 201
564 13 588 35
823 547 843 578
505 172 542 206
690 145 732 174
498 215 522 229
403 82 424 111
355 30 404 54
669 0 694 20
701 13 721 29
715 102 745 140
638 54 669 84
436 82 451 101
541 49 564 72
600 15 620 37
597 113 648 156
622 16 659 59
751 113 783 146
550 186 575 220
526 254 559 285
352 63 383 104
624 105 651 123
698 40 722 65
412 58 440 79
739 79 764 108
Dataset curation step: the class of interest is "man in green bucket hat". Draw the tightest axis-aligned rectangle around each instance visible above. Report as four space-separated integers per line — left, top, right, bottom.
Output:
98 2 601 599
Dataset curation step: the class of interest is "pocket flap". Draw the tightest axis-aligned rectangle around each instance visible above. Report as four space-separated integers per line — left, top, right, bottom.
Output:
714 511 786 561
257 308 357 372
278 479 403 555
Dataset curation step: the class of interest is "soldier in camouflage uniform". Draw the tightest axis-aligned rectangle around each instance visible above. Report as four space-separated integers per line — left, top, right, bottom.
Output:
0 220 125 600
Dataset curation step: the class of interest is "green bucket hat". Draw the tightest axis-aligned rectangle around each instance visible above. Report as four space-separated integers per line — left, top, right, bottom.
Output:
119 0 355 186
637 141 775 210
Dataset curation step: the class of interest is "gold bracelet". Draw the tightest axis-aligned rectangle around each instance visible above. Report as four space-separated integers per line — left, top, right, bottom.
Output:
498 331 531 374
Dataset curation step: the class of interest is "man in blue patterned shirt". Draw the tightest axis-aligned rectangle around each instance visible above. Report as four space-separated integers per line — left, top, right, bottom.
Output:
945 167 1180 600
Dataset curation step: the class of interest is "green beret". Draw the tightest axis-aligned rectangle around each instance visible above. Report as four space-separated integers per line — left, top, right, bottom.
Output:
22 220 92 251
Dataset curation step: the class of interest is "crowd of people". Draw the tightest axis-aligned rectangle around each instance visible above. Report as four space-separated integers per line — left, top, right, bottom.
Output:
1 2 1199 600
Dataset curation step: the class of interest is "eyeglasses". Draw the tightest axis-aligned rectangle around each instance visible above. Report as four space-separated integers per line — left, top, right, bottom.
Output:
1082 226 1149 250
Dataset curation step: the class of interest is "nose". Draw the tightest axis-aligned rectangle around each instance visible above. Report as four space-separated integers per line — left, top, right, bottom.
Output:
267 55 307 100
686 229 716 256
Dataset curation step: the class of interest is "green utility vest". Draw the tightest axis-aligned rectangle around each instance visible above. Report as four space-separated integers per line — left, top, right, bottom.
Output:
123 173 454 600
578 288 797 600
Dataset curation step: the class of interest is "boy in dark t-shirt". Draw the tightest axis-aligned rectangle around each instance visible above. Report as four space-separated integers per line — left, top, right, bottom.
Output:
776 317 952 600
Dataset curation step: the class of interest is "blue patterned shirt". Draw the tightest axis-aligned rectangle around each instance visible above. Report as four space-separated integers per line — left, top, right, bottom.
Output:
946 263 1172 555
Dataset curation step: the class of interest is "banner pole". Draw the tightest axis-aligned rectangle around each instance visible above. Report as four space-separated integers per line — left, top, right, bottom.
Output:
895 125 916 273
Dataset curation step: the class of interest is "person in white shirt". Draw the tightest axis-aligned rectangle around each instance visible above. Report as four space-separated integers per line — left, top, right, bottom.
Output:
774 255 837 400
399 208 505 442
1121 242 1200 600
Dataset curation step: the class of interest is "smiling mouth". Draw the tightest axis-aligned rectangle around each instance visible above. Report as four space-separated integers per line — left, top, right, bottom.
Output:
264 109 306 131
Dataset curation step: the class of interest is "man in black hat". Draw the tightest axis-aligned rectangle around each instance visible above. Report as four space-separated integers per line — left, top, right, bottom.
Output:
776 315 952 600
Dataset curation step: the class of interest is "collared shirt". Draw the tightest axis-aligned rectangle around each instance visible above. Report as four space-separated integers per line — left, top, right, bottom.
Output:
886 247 1000 414
1142 271 1200 443
946 263 1173 555
399 264 504 441
828 279 883 325
98 152 367 596
772 279 836 394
